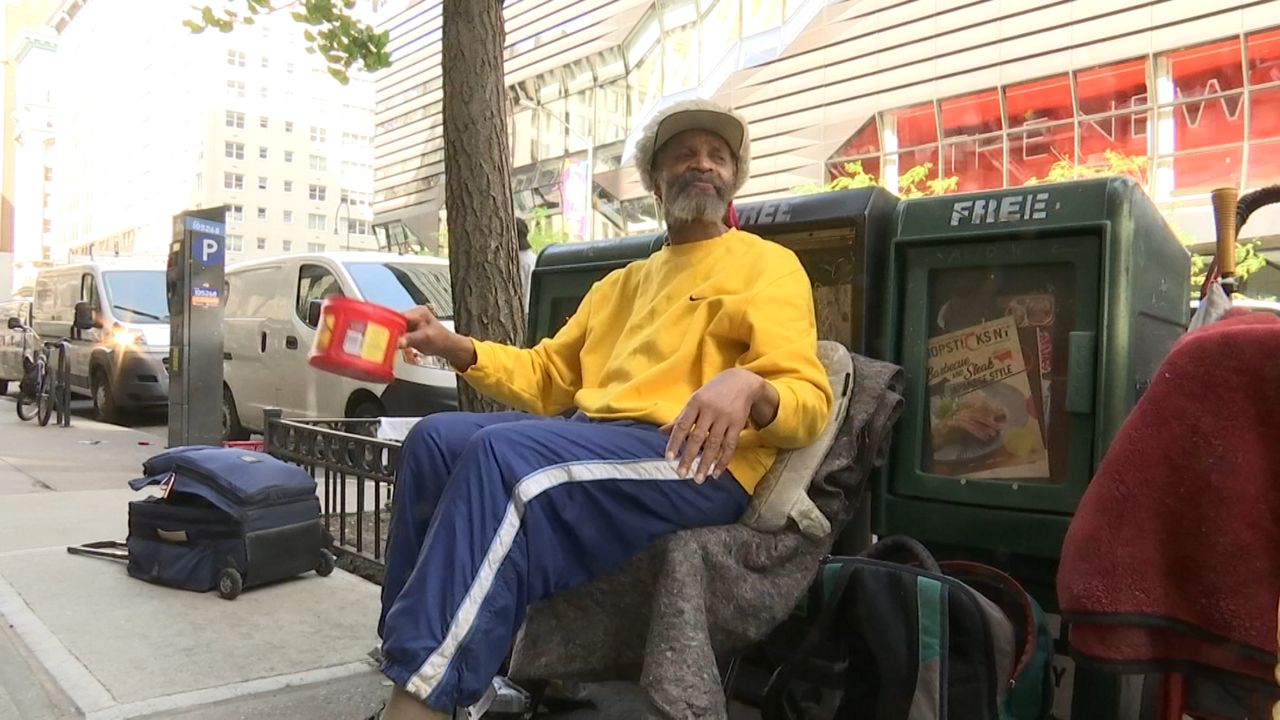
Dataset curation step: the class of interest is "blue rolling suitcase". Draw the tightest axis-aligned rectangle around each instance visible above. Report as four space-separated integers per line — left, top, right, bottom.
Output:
125 446 335 599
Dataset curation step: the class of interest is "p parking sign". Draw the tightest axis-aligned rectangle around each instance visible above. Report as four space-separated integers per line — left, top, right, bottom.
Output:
187 217 226 267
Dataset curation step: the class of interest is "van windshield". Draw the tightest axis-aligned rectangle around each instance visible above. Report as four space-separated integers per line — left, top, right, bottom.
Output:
344 262 454 319
101 271 169 323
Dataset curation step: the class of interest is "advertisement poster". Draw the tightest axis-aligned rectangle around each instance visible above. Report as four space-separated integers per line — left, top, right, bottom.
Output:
927 315 1050 480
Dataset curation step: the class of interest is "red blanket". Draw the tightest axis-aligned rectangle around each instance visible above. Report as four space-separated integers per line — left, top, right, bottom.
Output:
1057 312 1280 684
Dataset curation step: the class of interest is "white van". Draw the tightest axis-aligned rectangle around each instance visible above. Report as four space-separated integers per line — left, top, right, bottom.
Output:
29 260 171 422
222 251 458 439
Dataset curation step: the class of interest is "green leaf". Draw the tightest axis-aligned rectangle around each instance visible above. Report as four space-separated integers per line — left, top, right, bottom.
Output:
182 19 206 33
327 66 350 84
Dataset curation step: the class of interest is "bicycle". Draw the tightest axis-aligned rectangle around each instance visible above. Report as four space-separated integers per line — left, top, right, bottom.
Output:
12 320 71 427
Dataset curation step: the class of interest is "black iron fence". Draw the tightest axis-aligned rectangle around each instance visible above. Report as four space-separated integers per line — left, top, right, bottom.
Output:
263 409 400 579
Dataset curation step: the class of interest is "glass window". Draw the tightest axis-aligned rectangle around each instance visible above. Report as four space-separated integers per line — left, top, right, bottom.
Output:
345 262 454 318
308 213 327 231
1076 58 1149 116
283 240 293 252
896 146 940 191
826 157 882 184
942 136 1004 192
256 237 267 250
661 0 698 29
1080 110 1149 165
1005 74 1073 129
1171 147 1242 196
625 11 660 68
664 23 699 93
888 103 938 149
742 0 782 35
594 78 630 147
1167 37 1244 100
296 265 344 325
537 99 567 159
1246 27 1280 86
1170 93 1244 152
566 88 594 154
1251 86 1280 141
1248 140 1280 186
512 107 536 166
283 210 294 224
1007 124 1075 185
258 176 268 190
832 117 880 159
101 271 168 322
630 46 663 118
940 90 1003 138
700 0 739 80
226 234 244 253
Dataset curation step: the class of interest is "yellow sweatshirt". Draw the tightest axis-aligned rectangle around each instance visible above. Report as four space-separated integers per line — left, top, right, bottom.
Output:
461 228 834 493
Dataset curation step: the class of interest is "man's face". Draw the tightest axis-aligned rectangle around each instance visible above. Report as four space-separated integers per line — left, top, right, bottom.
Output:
654 129 736 226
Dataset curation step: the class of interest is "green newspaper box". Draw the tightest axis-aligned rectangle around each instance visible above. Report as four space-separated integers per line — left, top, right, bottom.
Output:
876 176 1190 718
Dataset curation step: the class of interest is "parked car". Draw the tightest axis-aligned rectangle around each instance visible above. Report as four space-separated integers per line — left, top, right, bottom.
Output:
222 251 458 440
0 298 36 396
29 260 170 422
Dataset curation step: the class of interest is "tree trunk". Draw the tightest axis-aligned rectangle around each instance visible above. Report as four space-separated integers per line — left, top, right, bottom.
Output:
441 0 524 413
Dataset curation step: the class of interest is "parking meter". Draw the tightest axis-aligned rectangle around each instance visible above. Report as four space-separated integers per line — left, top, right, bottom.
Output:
167 207 227 448
876 176 1190 718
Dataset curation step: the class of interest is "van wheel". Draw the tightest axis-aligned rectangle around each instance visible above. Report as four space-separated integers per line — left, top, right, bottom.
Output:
345 396 383 437
222 386 250 442
91 368 122 424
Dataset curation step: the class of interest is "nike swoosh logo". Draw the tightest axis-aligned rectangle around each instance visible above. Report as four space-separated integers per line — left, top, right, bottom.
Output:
689 295 706 302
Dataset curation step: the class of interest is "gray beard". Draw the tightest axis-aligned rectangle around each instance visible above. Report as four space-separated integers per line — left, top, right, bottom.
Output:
663 191 729 227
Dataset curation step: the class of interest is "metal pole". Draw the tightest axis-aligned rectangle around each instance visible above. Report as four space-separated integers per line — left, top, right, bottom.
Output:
584 142 594 243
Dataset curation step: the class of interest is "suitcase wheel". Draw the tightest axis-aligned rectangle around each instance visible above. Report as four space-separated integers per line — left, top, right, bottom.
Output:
316 549 336 578
217 568 243 600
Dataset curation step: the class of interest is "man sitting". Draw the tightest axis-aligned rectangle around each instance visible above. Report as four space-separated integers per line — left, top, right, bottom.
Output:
375 99 833 719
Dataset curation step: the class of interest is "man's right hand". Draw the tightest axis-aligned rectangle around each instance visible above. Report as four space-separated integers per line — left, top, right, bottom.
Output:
399 305 478 372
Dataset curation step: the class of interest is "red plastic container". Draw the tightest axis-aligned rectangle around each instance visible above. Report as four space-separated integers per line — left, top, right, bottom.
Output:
308 296 408 384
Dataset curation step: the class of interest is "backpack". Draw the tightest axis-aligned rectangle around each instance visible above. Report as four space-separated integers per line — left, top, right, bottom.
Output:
760 536 1053 720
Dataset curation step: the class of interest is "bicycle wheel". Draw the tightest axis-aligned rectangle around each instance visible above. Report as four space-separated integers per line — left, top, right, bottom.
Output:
36 359 55 426
16 359 43 421
15 388 38 421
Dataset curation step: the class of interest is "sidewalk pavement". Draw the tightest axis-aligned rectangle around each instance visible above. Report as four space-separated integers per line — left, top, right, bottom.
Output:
0 399 388 720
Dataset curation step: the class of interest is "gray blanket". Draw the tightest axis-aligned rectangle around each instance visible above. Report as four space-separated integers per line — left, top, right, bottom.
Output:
508 352 905 719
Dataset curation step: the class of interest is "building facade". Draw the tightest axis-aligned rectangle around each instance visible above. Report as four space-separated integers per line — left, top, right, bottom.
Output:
9 29 57 293
45 0 379 265
373 0 1280 266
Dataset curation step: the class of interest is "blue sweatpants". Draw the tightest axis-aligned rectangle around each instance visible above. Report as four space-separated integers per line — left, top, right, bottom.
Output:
377 411 750 710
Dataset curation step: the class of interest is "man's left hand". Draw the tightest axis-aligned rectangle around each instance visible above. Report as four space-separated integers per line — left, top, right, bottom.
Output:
662 369 779 483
